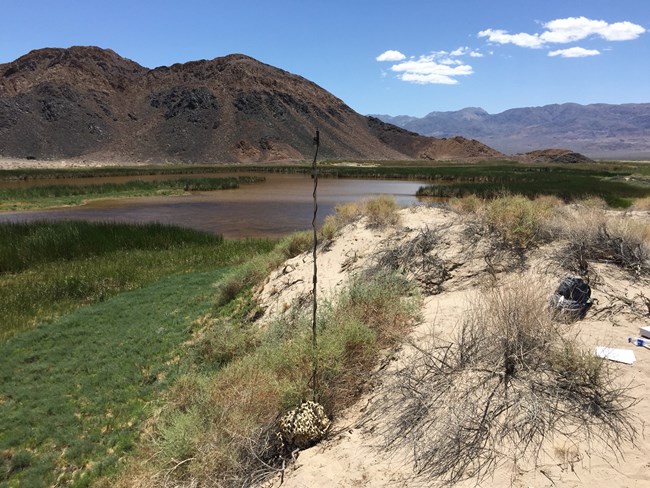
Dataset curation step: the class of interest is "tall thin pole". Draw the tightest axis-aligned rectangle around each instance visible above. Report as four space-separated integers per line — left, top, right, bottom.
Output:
311 129 320 401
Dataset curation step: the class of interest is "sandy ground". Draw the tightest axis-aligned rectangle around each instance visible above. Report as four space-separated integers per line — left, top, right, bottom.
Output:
0 156 158 170
254 205 650 488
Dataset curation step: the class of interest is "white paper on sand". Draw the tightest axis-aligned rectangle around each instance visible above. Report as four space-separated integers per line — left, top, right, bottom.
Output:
594 346 636 365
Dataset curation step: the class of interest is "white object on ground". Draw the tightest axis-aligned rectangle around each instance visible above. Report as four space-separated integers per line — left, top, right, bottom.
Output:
595 346 636 365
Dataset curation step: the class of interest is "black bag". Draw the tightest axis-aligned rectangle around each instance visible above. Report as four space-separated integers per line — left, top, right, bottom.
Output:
550 277 593 319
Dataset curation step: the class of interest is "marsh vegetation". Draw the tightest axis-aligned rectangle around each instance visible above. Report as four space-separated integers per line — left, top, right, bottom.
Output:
0 176 264 210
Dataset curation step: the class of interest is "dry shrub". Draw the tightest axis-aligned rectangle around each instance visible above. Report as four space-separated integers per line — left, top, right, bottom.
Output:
533 194 564 209
365 195 400 228
333 195 400 229
575 196 609 209
548 205 650 276
450 194 560 249
188 361 293 485
631 196 650 211
448 194 483 214
378 277 635 485
373 225 451 294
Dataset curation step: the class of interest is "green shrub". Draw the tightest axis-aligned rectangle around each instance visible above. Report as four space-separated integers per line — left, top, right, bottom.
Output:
159 408 203 462
484 194 556 248
136 272 419 486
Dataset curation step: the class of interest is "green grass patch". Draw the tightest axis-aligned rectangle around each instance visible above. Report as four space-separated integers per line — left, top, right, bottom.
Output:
0 176 263 210
0 222 276 341
0 268 231 487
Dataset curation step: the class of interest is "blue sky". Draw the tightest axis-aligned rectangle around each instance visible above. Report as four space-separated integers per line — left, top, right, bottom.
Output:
1 0 648 117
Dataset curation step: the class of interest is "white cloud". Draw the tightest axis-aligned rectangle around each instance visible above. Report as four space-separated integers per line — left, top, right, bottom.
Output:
599 20 647 41
438 57 462 65
478 29 544 48
479 16 645 50
376 50 406 62
389 55 473 85
377 46 481 85
542 17 645 43
548 47 600 58
451 46 485 58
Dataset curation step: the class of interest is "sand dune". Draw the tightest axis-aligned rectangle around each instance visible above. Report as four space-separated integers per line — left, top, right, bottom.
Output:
255 205 650 488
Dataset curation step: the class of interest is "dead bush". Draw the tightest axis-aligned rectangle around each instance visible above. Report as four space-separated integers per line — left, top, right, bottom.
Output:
373 225 452 294
377 278 636 485
548 206 650 276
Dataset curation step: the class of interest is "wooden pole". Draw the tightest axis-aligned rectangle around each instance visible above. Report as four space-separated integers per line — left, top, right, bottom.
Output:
311 129 320 401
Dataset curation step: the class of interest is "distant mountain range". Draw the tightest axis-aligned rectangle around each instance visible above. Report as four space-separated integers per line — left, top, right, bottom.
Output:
0 46 502 163
374 104 650 160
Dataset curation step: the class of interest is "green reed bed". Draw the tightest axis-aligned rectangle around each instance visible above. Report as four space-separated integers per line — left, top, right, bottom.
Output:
0 221 221 273
0 221 276 341
416 172 650 208
0 165 256 181
0 176 264 210
0 199 415 487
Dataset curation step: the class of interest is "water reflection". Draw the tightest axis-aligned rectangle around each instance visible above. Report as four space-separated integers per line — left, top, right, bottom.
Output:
0 173 428 238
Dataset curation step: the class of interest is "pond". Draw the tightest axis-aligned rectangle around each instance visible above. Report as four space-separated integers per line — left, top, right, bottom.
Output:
0 172 430 237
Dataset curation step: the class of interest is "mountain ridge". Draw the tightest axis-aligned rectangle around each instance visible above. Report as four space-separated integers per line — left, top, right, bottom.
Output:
375 103 650 159
0 46 503 163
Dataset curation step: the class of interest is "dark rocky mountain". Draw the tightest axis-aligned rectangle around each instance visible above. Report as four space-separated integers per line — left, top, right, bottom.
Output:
375 104 650 160
0 46 503 163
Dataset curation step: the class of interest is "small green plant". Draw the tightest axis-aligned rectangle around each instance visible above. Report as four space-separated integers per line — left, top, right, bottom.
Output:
158 408 203 462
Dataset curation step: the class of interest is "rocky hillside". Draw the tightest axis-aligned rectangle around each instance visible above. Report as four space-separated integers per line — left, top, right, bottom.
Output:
0 46 502 163
376 103 650 160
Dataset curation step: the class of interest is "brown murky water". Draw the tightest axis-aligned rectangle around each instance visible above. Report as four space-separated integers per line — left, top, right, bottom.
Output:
0 173 429 238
